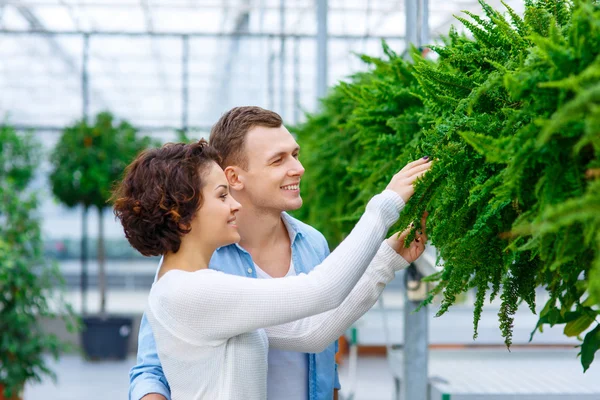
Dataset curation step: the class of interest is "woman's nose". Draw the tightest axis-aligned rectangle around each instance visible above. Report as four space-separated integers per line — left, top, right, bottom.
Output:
230 199 241 212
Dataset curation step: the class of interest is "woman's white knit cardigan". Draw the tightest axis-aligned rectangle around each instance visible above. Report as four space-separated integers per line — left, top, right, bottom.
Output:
147 190 409 399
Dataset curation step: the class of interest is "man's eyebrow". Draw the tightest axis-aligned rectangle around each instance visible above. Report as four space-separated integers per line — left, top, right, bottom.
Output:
267 146 300 160
214 184 228 191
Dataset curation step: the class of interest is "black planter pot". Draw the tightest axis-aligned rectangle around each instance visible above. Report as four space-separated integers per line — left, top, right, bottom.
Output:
81 316 132 360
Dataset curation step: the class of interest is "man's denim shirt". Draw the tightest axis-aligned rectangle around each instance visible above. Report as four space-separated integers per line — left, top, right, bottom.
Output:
129 212 340 400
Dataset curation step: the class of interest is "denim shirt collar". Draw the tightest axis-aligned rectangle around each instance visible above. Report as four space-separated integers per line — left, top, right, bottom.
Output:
281 212 304 244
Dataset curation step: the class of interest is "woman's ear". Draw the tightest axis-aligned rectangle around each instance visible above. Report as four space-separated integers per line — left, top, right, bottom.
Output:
224 166 244 190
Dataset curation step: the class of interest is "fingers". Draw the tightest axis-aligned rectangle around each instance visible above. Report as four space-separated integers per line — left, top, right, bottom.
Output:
408 161 433 178
387 157 434 204
396 161 432 185
391 228 409 242
398 156 431 174
407 156 431 170
407 165 431 183
393 158 432 183
415 232 426 246
414 213 429 244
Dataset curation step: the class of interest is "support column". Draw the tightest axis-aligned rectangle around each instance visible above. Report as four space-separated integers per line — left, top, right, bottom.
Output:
80 33 90 316
181 35 189 133
402 0 430 395
279 0 286 118
316 0 328 101
402 266 429 400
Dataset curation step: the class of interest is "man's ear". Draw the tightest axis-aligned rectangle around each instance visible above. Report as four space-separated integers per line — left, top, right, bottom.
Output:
224 166 244 190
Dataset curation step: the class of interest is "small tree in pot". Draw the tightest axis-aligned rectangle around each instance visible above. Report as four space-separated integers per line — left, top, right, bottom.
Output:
0 124 77 399
49 112 153 359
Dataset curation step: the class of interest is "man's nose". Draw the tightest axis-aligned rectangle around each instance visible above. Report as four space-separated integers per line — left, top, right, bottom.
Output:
290 159 305 176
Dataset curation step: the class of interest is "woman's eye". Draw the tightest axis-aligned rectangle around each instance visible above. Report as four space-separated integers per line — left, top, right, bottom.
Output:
293 153 299 159
272 158 282 164
220 193 228 200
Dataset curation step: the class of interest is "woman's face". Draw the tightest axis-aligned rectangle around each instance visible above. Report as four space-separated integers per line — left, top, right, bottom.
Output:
193 162 241 248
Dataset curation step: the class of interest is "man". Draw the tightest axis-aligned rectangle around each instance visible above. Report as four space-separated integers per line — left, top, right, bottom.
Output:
129 106 427 400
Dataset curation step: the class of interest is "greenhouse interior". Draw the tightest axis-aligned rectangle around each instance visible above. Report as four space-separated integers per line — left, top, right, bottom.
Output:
1 0 599 399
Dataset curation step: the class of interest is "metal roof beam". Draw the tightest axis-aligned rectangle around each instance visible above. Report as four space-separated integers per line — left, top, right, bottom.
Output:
12 2 111 110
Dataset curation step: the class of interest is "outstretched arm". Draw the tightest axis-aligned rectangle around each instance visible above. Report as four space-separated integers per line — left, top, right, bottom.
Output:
265 212 429 352
149 190 404 342
149 158 431 343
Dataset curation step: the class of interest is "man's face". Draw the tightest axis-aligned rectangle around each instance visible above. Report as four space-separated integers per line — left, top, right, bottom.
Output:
238 125 305 213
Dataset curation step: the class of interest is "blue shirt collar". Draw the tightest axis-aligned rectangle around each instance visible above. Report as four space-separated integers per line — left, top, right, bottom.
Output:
281 211 304 244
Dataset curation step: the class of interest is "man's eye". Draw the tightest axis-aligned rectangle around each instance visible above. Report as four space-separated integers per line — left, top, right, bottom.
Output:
293 153 299 159
272 158 282 164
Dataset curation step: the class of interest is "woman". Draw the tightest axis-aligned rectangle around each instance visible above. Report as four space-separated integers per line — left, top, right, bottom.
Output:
112 140 431 399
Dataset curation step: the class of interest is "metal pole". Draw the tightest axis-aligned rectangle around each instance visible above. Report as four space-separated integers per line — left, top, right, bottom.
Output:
82 33 89 123
98 207 106 317
404 0 417 58
181 35 189 133
0 29 405 41
279 0 286 118
12 123 212 133
80 206 88 315
258 0 268 108
420 0 429 46
316 0 328 100
80 33 90 316
402 267 429 400
401 3 430 397
293 36 300 124
268 48 275 111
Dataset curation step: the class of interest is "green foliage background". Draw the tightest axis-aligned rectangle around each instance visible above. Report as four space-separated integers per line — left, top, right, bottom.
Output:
48 111 156 316
49 111 155 210
0 125 78 397
292 0 600 371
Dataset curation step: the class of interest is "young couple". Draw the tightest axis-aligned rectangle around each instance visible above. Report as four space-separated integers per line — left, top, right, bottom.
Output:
115 106 432 400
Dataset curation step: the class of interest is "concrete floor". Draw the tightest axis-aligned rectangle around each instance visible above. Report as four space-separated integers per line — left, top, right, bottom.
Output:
23 348 600 400
24 355 131 400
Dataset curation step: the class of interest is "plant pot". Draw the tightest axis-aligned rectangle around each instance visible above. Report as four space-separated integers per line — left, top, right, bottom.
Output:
81 316 132 360
0 384 22 400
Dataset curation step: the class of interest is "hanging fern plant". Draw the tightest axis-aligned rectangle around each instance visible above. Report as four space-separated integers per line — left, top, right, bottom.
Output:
293 0 600 371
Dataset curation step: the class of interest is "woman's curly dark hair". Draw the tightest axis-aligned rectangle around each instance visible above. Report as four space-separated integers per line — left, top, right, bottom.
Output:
111 139 220 256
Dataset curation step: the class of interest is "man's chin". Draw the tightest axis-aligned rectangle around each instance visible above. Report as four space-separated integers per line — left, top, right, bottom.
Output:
255 195 303 213
283 197 303 211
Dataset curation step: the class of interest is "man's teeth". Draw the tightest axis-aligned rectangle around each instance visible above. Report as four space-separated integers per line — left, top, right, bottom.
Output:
282 184 299 190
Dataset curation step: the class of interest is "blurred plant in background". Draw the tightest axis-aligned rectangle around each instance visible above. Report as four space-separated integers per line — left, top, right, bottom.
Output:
0 124 78 399
49 111 156 317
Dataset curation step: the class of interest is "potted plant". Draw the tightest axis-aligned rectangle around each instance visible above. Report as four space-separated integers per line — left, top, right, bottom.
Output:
0 124 77 399
49 112 154 360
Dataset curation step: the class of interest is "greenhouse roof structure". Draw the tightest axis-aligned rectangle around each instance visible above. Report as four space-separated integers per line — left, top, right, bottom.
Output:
0 0 526 136
1 0 529 239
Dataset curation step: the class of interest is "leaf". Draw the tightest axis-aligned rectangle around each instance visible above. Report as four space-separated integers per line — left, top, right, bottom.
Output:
581 324 600 372
564 313 596 337
459 131 513 163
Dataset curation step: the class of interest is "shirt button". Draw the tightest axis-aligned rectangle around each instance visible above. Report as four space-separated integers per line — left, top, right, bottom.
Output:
247 268 253 274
